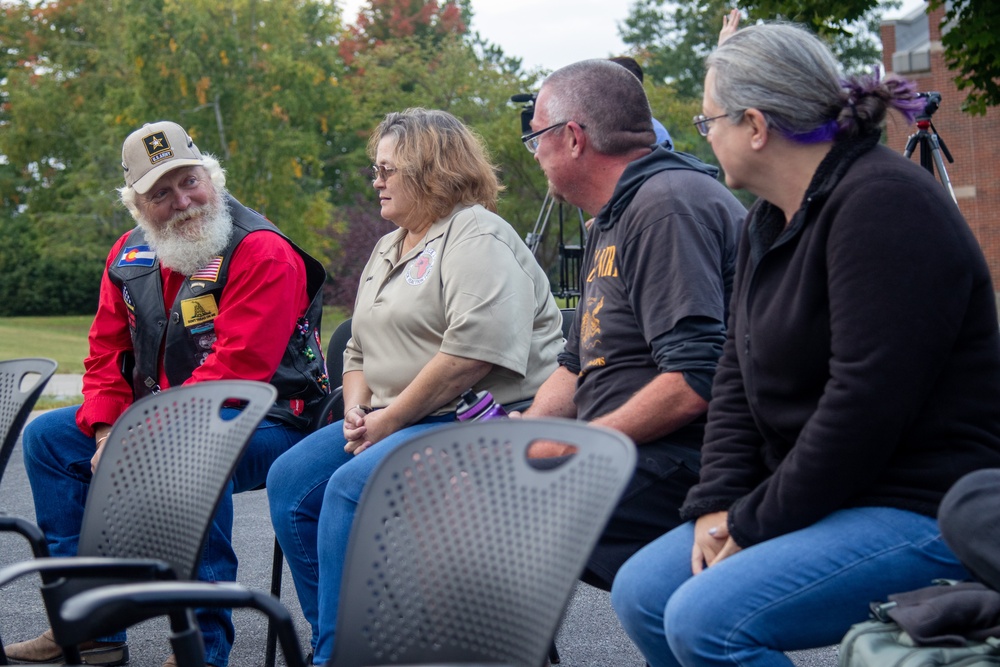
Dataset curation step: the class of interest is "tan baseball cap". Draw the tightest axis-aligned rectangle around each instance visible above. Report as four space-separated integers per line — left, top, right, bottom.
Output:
121 121 204 194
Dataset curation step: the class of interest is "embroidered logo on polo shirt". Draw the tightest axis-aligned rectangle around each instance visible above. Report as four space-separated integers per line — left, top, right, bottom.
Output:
405 247 437 286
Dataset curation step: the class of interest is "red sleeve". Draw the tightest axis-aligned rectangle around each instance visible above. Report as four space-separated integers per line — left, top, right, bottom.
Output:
184 231 308 385
76 234 138 436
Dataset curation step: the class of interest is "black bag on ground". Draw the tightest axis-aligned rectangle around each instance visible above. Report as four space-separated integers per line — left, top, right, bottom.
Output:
839 581 1000 667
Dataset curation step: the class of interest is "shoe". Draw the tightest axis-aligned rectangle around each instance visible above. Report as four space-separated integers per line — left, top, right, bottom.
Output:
162 655 218 667
4 628 129 665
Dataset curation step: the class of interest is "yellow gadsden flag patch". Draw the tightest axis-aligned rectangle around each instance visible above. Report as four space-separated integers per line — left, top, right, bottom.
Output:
181 295 219 327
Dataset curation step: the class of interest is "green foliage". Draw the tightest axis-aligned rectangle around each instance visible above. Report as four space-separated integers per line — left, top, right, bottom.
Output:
717 0 999 114
620 0 734 99
929 0 1000 115
620 0 886 101
0 0 350 316
327 29 550 303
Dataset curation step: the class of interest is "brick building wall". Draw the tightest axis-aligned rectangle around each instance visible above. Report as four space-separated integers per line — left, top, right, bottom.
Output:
881 4 1000 290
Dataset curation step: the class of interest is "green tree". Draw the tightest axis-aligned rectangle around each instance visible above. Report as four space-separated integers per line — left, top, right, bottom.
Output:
724 0 999 114
620 0 886 101
620 0 733 100
0 0 350 314
929 0 1000 115
338 0 472 65
321 2 552 307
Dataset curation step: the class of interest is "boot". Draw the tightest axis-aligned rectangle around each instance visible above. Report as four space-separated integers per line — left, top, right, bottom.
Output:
4 629 128 665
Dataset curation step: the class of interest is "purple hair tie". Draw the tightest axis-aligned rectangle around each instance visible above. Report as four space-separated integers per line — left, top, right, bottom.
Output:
785 120 839 144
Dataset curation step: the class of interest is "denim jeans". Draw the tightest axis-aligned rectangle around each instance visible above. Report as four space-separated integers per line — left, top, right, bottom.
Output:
611 507 969 667
21 405 304 667
266 414 455 664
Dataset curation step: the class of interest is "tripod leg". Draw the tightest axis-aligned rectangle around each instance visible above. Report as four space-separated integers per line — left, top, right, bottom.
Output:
928 136 958 204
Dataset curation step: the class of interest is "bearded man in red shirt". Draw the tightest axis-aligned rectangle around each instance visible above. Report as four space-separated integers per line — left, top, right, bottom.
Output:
6 121 329 667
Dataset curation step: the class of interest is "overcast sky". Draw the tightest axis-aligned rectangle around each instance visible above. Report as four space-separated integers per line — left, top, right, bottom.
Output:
338 0 929 74
338 0 638 72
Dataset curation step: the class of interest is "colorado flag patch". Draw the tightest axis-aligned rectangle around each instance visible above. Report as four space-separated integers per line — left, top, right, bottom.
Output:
118 245 156 267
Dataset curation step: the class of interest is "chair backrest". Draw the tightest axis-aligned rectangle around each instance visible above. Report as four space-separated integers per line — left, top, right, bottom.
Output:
560 307 575 339
0 358 57 478
325 318 353 387
78 380 277 579
331 417 636 667
309 318 352 432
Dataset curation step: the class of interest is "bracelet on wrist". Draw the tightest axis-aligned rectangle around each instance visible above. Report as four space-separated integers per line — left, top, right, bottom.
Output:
349 404 373 416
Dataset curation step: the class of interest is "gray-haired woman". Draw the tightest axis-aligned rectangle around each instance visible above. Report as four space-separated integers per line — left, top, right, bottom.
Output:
611 22 1000 667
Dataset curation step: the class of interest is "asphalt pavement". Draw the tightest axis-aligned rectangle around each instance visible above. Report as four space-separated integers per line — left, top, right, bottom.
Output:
1 395 840 666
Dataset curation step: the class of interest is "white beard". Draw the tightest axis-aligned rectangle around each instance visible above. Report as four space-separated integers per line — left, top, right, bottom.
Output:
137 188 234 276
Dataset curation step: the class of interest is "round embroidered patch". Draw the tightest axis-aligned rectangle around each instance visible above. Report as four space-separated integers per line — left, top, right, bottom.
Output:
405 247 437 285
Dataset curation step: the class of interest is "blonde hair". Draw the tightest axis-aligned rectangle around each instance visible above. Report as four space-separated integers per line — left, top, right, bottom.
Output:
367 108 502 225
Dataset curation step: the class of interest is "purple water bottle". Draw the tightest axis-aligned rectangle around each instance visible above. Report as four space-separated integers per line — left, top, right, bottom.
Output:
456 388 508 422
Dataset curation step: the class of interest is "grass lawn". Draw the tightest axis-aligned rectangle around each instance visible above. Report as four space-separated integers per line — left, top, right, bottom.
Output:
0 307 350 378
0 315 94 374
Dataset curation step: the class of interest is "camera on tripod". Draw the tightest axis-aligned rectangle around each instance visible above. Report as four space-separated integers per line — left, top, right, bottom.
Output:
904 91 956 203
511 92 536 135
916 91 942 120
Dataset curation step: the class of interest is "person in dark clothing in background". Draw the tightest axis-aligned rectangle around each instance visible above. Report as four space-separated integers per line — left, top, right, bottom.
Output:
609 56 674 149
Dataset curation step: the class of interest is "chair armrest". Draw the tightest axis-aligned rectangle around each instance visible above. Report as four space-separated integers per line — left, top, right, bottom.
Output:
62 582 307 667
0 515 49 558
308 385 344 432
0 557 176 588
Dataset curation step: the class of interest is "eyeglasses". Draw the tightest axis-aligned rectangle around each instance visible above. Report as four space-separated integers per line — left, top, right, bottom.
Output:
370 164 398 181
693 113 729 137
521 121 569 154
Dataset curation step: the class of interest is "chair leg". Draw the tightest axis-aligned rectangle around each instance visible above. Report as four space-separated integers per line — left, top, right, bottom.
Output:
264 537 284 667
169 610 206 667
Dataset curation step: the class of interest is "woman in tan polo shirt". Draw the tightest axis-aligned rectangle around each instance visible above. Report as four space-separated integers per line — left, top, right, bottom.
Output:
267 107 564 664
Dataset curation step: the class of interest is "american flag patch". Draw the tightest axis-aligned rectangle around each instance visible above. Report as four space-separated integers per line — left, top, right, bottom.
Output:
190 257 223 282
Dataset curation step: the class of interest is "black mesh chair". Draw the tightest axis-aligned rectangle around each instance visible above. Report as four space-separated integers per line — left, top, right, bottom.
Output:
0 380 277 665
0 358 58 558
332 417 635 666
55 417 636 667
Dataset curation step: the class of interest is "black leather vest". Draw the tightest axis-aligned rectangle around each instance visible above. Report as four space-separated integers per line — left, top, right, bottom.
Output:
106 196 330 430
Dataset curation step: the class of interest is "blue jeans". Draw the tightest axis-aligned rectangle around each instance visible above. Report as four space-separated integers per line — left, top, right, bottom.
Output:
266 414 455 664
611 507 970 667
21 405 304 667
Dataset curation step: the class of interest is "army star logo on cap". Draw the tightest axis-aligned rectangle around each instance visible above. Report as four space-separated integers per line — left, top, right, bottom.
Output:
143 131 174 164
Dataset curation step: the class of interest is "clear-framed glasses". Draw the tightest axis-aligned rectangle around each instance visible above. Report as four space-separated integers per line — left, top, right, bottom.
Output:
693 113 729 137
521 121 570 154
370 164 398 181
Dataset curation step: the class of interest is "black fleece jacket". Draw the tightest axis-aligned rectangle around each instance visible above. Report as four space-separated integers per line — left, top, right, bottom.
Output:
681 132 1000 547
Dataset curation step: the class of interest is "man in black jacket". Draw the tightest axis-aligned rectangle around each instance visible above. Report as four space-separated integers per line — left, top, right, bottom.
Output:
520 59 746 590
